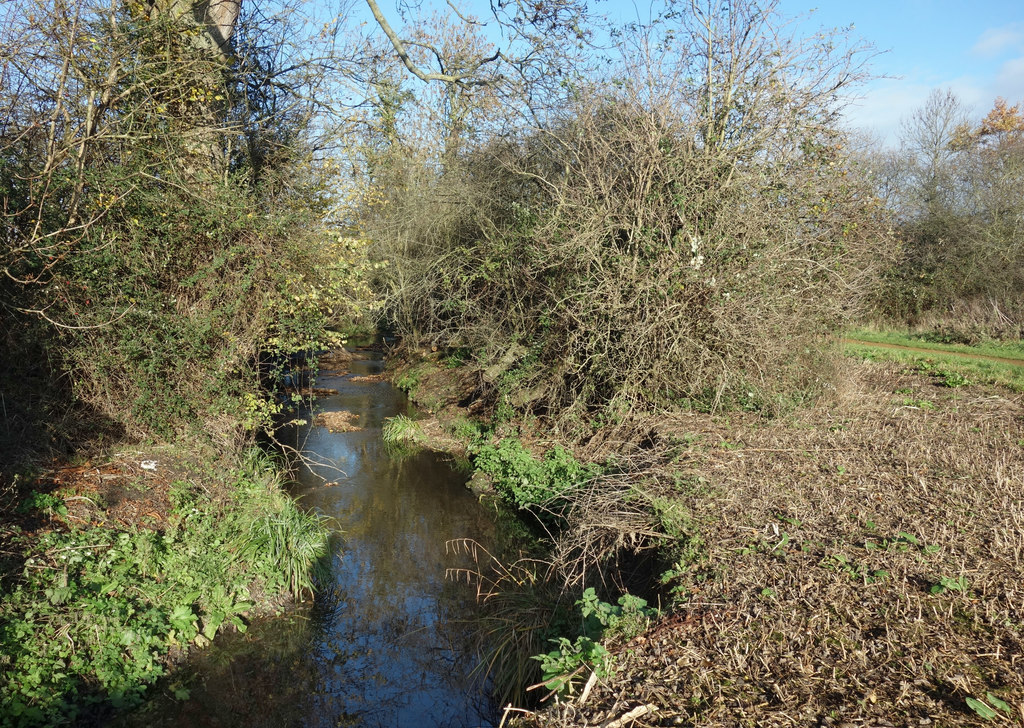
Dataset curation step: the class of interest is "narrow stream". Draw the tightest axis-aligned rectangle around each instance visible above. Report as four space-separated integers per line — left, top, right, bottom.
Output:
129 350 500 727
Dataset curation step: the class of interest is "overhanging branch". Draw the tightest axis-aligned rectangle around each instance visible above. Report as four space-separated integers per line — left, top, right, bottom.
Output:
363 0 500 86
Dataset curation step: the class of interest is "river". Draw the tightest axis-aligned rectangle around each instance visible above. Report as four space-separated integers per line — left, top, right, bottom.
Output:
125 349 501 728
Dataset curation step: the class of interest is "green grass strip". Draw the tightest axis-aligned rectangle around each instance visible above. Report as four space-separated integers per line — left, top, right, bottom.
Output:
846 328 1024 362
844 329 1024 393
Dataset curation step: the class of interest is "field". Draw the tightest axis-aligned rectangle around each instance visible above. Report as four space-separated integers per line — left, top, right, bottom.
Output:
510 354 1024 727
844 329 1024 393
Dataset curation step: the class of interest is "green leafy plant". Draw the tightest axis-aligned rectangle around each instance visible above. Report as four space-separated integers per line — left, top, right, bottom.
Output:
966 693 1012 720
578 587 658 641
534 635 610 694
168 480 205 514
393 364 428 395
17 491 68 518
533 587 656 695
824 553 889 585
471 438 601 514
0 450 329 727
653 497 705 598
899 397 936 409
931 574 969 595
937 369 970 387
864 531 921 553
441 347 473 369
447 416 484 444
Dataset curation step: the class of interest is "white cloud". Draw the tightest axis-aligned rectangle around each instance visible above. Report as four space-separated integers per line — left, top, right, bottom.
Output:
945 77 989 109
995 56 1024 100
843 58 1024 148
841 79 938 146
972 23 1024 58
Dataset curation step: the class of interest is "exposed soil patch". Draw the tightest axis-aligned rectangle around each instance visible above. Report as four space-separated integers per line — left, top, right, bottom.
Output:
5 447 205 540
390 356 481 414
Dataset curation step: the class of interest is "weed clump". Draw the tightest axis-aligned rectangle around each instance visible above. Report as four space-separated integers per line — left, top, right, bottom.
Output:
472 439 601 515
0 450 328 727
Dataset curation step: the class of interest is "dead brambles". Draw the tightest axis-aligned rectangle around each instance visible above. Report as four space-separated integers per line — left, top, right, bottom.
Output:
510 360 1024 727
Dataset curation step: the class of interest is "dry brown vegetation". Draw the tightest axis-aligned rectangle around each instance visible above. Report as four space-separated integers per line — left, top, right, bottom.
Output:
365 0 888 427
501 360 1024 727
312 410 362 433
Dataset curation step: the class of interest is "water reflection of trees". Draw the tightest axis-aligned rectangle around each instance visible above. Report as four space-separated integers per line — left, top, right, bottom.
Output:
291 375 498 726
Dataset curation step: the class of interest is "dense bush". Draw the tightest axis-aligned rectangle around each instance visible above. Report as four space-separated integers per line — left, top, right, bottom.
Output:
0 0 369 459
874 93 1024 339
367 10 890 421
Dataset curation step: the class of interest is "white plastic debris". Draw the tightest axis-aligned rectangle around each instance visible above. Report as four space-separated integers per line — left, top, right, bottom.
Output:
140 460 157 471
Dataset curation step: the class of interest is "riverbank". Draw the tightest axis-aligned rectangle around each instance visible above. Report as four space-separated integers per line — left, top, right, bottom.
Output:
0 443 328 727
386 346 1024 727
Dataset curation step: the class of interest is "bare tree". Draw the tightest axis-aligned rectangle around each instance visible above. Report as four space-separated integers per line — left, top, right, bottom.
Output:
881 92 1024 335
366 0 891 421
361 0 596 124
899 88 971 214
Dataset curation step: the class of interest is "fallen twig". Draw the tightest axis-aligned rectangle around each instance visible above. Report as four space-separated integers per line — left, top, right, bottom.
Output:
600 704 658 728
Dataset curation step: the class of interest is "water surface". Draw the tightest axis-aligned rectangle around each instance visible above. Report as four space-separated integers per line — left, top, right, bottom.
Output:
130 352 498 728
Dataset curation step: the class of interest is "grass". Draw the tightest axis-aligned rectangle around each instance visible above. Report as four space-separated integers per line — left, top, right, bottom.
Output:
844 327 1024 393
446 539 566 709
847 326 1024 360
381 414 425 447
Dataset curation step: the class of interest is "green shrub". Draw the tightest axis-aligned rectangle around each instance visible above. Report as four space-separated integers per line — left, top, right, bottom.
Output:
393 363 431 396
447 416 484 443
471 438 601 512
0 0 373 454
533 587 657 695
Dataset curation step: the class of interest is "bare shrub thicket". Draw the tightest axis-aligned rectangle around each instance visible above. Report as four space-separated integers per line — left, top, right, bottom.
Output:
369 1 891 421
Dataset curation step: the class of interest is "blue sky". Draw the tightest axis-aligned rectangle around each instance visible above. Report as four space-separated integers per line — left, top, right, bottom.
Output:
354 0 1024 145
778 0 1024 144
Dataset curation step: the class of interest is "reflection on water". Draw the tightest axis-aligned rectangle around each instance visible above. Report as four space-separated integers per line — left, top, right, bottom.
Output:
127 353 498 728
